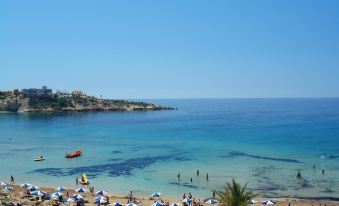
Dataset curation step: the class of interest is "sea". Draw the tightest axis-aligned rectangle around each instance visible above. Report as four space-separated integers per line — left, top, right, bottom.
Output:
0 98 339 199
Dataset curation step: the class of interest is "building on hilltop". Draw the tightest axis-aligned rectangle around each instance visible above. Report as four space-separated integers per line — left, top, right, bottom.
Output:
22 86 52 97
0 90 13 95
56 89 71 98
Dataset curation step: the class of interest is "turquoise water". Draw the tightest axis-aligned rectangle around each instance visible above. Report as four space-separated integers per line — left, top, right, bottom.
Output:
1 98 339 199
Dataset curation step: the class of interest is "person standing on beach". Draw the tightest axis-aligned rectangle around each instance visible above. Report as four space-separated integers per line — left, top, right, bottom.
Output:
196 169 199 176
212 190 216 198
10 175 14 184
206 173 209 181
75 177 79 185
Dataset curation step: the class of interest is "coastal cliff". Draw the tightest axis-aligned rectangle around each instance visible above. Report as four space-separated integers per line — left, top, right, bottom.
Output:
0 93 174 113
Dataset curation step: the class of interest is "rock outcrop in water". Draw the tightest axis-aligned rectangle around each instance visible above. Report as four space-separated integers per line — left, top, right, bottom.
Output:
0 92 174 113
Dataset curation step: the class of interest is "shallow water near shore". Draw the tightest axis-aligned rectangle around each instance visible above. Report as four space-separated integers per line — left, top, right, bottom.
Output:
1 98 339 199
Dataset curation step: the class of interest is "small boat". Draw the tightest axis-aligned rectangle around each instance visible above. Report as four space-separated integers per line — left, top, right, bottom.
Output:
65 150 82 158
34 156 45 161
78 173 89 185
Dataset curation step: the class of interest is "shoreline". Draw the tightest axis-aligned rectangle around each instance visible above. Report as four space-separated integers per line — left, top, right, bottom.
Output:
2 183 339 206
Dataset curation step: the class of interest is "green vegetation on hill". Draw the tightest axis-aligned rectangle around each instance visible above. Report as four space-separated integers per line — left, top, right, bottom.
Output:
28 96 74 110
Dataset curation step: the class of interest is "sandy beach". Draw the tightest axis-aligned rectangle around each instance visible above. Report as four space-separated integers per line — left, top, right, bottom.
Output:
1 183 339 206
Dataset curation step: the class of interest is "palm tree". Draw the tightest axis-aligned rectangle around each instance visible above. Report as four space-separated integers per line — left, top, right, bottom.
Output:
215 178 258 206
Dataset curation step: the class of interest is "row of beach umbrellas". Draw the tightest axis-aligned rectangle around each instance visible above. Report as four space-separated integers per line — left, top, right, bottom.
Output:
2 182 277 205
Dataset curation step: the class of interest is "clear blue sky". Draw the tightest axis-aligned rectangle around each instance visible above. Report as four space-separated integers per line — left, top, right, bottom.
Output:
1 0 339 99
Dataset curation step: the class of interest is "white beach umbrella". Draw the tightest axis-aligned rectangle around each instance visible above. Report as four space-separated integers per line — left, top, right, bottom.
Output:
205 199 218 204
72 194 84 200
75 187 86 193
56 186 66 191
112 202 123 206
67 198 75 202
248 199 257 204
28 185 39 191
170 203 181 206
152 202 163 206
262 200 275 205
66 198 76 205
52 192 63 197
97 190 108 196
0 182 7 186
126 204 139 206
150 192 162 198
20 183 32 188
94 196 108 204
181 198 192 203
51 194 60 199
31 190 47 197
4 187 14 191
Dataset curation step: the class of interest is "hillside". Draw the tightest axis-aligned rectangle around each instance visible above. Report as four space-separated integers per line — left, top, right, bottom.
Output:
0 93 174 112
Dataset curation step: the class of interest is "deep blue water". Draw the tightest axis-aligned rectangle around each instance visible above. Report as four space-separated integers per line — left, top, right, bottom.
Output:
0 98 339 199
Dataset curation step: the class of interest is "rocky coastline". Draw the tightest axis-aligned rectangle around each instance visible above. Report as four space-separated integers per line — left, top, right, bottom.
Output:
0 93 175 113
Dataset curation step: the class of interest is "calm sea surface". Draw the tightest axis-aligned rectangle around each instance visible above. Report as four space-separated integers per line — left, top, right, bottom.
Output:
1 98 339 199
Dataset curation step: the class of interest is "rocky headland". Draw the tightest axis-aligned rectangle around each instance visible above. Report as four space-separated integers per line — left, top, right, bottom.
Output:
0 92 174 113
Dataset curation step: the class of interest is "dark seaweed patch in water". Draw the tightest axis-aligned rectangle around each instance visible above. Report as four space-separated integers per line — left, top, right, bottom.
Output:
175 157 192 162
169 182 199 189
221 151 300 163
329 155 338 159
29 155 174 178
321 188 335 193
12 147 43 152
108 158 123 162
293 196 339 201
111 150 123 154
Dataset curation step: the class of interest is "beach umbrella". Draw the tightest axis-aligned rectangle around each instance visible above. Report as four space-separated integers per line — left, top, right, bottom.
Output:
20 183 32 188
248 199 257 204
31 190 47 197
205 199 218 204
97 190 108 196
150 192 162 198
94 196 107 204
0 182 7 186
28 185 39 191
4 187 14 191
51 194 60 199
152 202 163 206
263 200 275 205
181 198 192 203
52 192 63 197
170 203 181 206
67 198 75 202
66 198 75 205
126 204 139 206
75 187 86 193
72 194 84 200
56 186 66 191
112 202 123 206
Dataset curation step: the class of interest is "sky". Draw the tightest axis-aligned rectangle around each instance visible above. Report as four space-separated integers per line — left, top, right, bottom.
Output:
1 0 339 99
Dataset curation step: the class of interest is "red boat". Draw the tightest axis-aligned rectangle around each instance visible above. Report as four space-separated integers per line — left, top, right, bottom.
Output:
65 150 82 158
